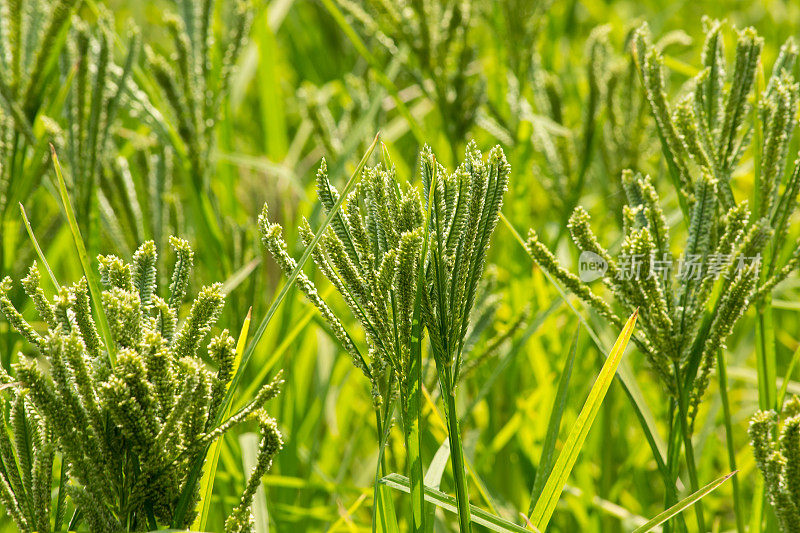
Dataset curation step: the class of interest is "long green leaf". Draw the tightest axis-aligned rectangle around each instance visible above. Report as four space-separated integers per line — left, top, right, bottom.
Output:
171 132 380 528
529 310 638 530
373 403 398 533
502 214 669 480
194 308 252 531
423 439 450 533
51 145 116 365
528 326 579 515
380 473 540 533
19 202 59 290
632 471 737 533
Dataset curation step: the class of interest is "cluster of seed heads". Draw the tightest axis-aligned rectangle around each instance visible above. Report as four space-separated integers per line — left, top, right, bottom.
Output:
260 142 510 406
750 397 800 532
526 20 800 431
0 238 283 532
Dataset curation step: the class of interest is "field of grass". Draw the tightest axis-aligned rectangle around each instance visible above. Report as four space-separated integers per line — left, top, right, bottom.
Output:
2 0 800 531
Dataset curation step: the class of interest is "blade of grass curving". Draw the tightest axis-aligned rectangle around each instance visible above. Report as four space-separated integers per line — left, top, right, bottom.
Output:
236 288 335 411
172 132 380 528
193 308 252 532
632 471 737 533
51 145 116 366
380 473 540 533
68 509 82 531
501 214 669 478
529 310 638 531
221 258 261 295
527 326 579 515
19 203 59 290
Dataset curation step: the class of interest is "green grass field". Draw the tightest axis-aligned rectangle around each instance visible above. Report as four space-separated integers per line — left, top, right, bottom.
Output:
2 0 800 531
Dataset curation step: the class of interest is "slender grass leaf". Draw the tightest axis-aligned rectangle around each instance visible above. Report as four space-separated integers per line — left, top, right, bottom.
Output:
529 310 638 530
53 458 68 531
194 308 252 531
19 203 59 290
632 471 737 533
221 257 262 295
172 132 380 528
528 326 579 515
380 473 540 533
51 145 116 365
376 484 401 533
424 439 450 533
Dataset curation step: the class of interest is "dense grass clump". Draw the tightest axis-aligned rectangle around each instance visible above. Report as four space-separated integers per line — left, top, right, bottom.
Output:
0 240 283 532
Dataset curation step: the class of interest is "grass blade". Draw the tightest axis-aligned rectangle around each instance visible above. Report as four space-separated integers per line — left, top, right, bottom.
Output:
19 203 59 290
221 258 261 295
172 132 380 528
502 214 670 480
632 471 737 533
424 439 450 533
221 131 379 415
373 402 398 533
380 473 540 533
53 458 68 531
50 145 116 365
527 326 579 515
529 310 638 530
193 308 252 531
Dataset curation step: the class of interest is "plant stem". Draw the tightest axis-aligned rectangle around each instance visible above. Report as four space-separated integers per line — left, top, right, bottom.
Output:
441 365 471 533
673 364 704 532
400 383 426 533
373 406 393 533
664 402 687 533
755 298 777 410
716 349 745 533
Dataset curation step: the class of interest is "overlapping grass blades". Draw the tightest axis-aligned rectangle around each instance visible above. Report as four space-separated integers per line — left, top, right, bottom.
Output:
529 310 638 530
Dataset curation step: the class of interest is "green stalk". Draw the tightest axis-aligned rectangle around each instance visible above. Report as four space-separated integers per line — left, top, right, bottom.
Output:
673 363 704 532
755 297 777 410
400 386 425 533
403 279 427 533
440 364 471 532
716 349 745 533
373 401 396 533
